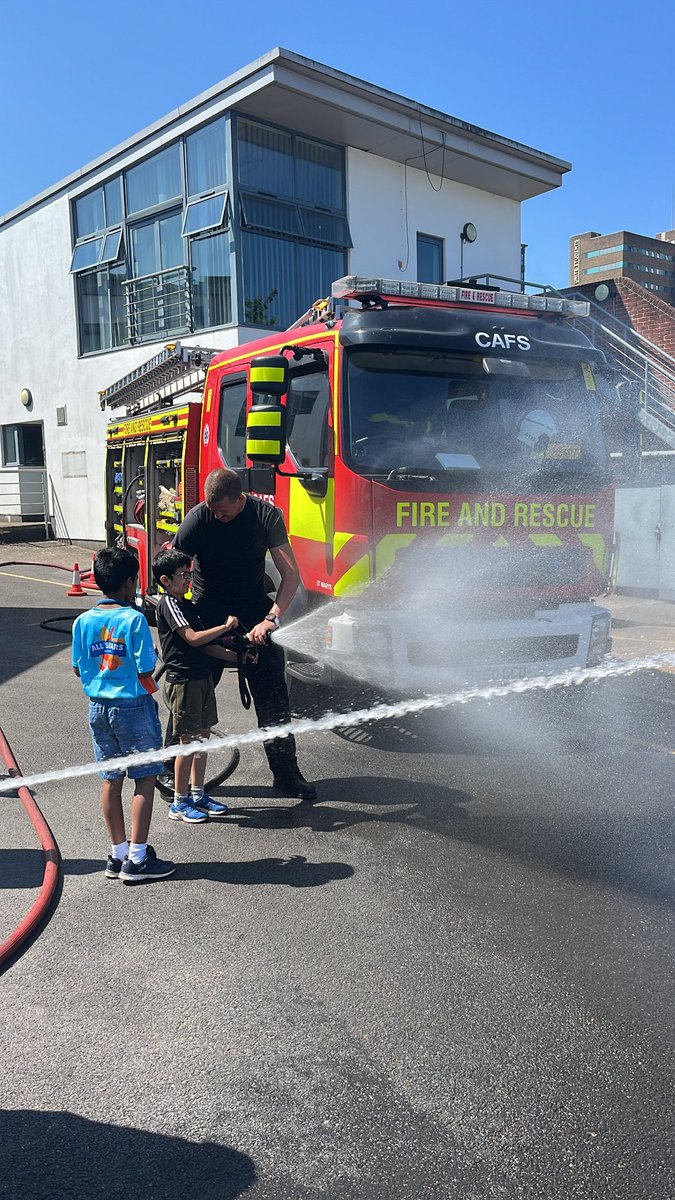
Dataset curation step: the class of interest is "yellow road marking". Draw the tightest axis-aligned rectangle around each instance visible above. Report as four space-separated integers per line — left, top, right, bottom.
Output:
623 735 675 757
0 569 75 588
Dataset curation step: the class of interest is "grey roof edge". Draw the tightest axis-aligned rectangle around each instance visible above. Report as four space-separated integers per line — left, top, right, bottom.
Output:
1 46 571 228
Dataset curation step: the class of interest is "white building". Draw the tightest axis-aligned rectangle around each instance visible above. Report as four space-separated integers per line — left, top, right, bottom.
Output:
0 47 569 542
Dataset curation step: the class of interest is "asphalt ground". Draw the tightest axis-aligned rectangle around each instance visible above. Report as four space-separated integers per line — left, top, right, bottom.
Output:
0 542 674 1199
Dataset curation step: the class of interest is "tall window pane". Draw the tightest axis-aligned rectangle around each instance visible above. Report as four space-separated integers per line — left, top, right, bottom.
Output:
130 211 183 276
238 120 293 195
159 212 184 269
296 138 342 208
104 179 123 225
77 270 110 353
75 190 105 238
192 232 232 329
187 117 228 195
297 243 345 310
126 146 182 214
110 265 128 346
242 232 295 329
417 234 443 284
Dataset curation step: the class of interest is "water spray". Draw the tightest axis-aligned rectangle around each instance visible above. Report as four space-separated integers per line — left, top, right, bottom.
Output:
2 650 674 797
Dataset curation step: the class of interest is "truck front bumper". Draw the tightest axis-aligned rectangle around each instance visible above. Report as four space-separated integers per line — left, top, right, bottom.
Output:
319 601 612 694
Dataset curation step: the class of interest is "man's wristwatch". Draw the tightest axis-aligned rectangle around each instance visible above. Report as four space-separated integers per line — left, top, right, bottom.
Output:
264 613 280 627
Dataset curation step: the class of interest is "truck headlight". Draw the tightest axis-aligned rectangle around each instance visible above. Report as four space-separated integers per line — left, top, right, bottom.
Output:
353 625 393 659
588 614 612 664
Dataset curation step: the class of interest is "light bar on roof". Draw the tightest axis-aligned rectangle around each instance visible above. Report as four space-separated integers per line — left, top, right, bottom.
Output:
331 276 590 317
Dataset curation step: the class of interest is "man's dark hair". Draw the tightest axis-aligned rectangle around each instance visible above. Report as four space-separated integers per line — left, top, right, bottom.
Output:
152 548 191 586
93 547 139 596
204 467 243 505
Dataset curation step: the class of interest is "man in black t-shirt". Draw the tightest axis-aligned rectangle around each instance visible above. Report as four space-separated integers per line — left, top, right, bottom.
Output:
172 467 316 801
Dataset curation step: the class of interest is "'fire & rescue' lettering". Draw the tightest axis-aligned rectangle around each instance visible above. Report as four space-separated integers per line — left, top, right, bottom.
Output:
396 500 597 529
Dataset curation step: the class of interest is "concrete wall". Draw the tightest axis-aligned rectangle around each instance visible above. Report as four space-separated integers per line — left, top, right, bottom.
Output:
614 484 675 599
347 148 521 283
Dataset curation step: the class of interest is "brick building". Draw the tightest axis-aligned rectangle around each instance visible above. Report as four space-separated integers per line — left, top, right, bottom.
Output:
569 229 675 305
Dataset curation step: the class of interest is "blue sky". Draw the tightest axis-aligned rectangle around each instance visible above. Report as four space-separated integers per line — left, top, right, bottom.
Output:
1 0 671 289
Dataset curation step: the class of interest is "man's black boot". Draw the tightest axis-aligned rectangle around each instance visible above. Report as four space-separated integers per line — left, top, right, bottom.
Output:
272 768 317 802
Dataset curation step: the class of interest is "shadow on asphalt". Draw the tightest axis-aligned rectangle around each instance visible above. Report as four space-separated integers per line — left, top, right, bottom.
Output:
0 848 44 889
224 773 674 906
0 1109 255 1199
0 605 86 687
62 853 354 889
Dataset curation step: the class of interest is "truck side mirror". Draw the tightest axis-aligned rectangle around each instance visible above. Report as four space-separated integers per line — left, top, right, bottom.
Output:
250 354 289 398
247 355 290 466
246 402 288 466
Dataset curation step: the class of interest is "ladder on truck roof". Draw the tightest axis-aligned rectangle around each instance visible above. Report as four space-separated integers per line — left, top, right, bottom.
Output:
99 342 220 414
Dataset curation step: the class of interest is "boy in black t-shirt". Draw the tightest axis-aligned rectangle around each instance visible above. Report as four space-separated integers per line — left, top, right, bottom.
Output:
153 549 237 824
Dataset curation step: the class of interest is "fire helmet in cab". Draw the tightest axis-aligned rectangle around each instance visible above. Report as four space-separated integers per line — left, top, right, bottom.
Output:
515 409 557 459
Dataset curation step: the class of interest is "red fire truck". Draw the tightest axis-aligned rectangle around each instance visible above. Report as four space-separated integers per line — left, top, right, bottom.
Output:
102 275 614 694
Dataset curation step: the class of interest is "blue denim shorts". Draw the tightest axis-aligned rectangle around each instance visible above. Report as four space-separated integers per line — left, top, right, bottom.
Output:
88 694 165 781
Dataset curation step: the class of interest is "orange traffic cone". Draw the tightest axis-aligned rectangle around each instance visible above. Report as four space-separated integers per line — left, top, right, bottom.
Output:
67 563 87 597
80 552 101 591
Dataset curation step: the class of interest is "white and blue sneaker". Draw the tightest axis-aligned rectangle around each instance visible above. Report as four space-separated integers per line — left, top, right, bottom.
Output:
168 797 209 823
191 792 229 816
120 846 175 885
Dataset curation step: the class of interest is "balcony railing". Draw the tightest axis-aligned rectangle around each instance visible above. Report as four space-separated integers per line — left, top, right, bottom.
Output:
124 266 192 344
0 467 51 539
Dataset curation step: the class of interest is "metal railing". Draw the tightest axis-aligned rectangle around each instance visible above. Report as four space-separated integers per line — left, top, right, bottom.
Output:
463 272 675 447
565 291 675 445
0 467 51 539
124 266 192 345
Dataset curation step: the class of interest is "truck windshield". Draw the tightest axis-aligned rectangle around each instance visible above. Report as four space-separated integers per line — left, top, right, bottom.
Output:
344 349 609 489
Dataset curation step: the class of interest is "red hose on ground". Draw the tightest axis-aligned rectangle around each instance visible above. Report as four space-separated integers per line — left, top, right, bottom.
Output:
0 727 61 970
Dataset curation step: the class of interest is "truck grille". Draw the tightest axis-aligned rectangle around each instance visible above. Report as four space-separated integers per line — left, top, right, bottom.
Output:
407 635 579 668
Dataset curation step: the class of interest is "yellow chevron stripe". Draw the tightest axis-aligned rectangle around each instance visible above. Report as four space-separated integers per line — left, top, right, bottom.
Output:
579 532 607 572
288 477 335 541
375 533 416 576
333 554 371 597
529 533 563 547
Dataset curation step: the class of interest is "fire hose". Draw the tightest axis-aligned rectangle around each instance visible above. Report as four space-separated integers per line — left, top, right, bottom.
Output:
0 726 61 972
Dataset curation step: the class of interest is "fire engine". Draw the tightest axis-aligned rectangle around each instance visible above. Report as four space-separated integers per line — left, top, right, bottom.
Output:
101 275 615 695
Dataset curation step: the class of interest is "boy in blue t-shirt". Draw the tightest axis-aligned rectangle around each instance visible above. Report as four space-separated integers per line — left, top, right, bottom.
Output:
72 547 175 885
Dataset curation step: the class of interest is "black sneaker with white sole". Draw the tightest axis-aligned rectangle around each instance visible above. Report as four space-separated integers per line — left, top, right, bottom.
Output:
120 845 176 885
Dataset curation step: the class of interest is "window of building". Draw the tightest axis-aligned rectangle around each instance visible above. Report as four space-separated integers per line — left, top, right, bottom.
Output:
126 145 182 215
582 244 623 260
417 234 444 283
286 363 331 468
582 261 624 275
242 233 344 329
238 121 294 195
186 117 228 196
70 113 347 349
236 117 350 329
191 231 232 329
182 191 229 237
218 377 248 469
76 265 127 354
1 423 44 466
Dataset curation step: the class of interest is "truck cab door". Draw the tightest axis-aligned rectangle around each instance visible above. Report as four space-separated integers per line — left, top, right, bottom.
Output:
285 355 335 591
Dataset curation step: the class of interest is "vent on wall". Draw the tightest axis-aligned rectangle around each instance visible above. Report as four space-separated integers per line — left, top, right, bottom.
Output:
56 406 68 426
